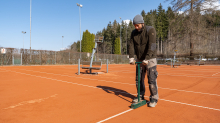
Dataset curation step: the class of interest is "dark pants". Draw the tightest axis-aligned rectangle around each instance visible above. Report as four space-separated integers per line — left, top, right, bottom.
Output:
135 58 159 100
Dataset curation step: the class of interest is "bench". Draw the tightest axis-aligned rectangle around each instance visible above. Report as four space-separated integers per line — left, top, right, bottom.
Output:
204 60 220 65
184 60 206 65
166 61 181 67
81 61 102 74
184 60 199 65
198 61 205 65
173 61 181 66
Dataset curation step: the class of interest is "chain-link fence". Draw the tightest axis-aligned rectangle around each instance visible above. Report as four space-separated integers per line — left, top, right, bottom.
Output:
156 53 220 65
0 48 220 66
0 48 131 66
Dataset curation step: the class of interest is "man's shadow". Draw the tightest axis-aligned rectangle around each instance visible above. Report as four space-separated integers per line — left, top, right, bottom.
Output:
97 86 136 103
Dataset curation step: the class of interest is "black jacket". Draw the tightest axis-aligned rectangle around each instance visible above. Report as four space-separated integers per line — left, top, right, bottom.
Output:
129 25 157 60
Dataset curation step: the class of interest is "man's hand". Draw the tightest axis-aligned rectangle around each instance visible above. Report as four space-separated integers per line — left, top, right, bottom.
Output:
129 58 136 65
142 60 149 65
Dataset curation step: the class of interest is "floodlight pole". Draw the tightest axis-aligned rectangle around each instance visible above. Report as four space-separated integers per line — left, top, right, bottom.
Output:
120 17 121 54
62 36 64 50
22 31 26 50
77 3 82 59
30 0 32 62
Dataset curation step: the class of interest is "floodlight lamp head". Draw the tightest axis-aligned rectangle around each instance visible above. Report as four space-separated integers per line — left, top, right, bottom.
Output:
76 3 82 7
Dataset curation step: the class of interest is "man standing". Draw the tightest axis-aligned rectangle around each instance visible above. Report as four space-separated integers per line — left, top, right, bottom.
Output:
129 14 159 107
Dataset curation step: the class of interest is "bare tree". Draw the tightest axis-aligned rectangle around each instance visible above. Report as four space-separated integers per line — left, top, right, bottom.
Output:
166 0 219 58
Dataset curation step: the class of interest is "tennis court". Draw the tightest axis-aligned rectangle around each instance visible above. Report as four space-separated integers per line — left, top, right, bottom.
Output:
0 64 220 123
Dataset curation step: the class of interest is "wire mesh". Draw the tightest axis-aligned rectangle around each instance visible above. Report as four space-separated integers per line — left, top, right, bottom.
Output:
0 48 220 66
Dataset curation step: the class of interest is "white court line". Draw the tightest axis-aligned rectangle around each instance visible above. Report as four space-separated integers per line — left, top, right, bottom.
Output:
159 98 220 111
212 72 220 76
4 94 57 109
96 109 133 123
2 69 220 123
158 73 220 78
97 96 220 123
18 67 220 79
13 68 136 86
162 69 220 73
158 87 220 96
2 69 220 112
4 68 220 97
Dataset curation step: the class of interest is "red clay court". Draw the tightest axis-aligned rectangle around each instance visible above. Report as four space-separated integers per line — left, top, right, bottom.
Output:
0 64 220 123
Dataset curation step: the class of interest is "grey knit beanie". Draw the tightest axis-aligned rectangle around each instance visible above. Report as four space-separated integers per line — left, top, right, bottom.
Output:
133 15 144 25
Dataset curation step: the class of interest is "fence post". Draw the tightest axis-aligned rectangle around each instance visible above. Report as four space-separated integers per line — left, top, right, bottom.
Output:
199 55 202 65
40 52 41 65
4 54 6 65
1 54 2 66
78 59 80 75
55 51 57 64
21 53 22 65
12 55 14 65
69 52 70 64
106 59 108 73
111 54 112 64
171 59 173 68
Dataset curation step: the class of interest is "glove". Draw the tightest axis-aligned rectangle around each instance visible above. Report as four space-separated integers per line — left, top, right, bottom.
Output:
129 58 136 65
142 60 149 65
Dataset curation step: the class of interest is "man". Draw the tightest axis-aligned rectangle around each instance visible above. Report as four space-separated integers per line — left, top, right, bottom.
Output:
129 14 159 107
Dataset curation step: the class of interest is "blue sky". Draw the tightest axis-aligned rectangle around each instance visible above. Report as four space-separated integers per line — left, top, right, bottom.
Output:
0 0 172 51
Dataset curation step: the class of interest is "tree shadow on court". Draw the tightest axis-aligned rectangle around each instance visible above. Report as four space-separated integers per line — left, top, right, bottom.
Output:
97 86 136 103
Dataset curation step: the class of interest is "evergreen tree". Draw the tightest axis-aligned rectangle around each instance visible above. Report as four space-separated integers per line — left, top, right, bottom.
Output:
81 30 95 53
126 20 134 55
76 40 80 52
166 6 175 21
90 33 95 53
156 3 168 54
114 37 121 54
156 3 164 40
81 30 89 52
145 9 157 27
116 22 121 53
121 20 127 54
70 41 79 52
104 22 113 54
112 20 118 41
145 12 152 26
166 6 175 41
141 10 146 18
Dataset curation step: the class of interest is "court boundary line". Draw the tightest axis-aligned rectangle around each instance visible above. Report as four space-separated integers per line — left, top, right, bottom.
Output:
12 67 220 79
2 68 220 97
2 69 220 123
96 109 133 123
158 73 220 78
212 72 220 76
3 94 58 110
2 69 220 112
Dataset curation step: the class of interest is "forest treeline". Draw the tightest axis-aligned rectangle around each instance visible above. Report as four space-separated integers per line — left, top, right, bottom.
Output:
70 0 220 57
